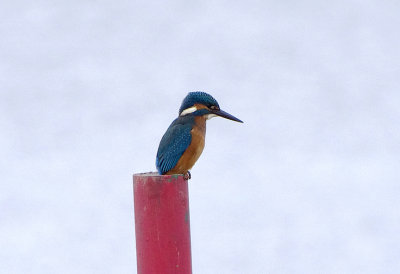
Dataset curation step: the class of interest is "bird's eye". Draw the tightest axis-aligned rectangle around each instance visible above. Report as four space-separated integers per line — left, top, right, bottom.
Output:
210 106 219 110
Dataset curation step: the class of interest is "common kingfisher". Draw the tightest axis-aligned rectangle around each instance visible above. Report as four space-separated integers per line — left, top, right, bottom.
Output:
156 91 243 179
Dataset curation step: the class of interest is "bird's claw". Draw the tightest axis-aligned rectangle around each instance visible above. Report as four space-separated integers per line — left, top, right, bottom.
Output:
183 171 191 180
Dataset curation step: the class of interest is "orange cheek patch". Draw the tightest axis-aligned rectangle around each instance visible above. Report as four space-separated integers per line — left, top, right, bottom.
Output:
194 104 209 110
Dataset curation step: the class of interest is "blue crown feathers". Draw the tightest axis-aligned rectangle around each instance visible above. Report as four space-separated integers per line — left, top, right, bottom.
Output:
179 91 219 115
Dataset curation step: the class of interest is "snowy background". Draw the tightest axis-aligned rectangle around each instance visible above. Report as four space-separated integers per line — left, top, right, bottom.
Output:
1 0 400 273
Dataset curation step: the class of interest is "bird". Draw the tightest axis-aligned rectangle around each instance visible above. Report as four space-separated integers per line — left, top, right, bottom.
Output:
156 91 243 179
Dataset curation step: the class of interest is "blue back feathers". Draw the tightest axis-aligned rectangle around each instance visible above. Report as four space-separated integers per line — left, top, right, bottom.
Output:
156 115 194 174
179 91 219 115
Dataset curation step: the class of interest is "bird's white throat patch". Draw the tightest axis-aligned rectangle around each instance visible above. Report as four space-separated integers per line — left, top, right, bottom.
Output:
206 114 217 120
180 106 197 116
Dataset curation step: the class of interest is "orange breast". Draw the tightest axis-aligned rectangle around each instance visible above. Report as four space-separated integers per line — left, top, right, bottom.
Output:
166 116 206 174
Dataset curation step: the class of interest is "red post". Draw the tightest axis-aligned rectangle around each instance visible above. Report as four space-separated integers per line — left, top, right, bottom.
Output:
133 172 192 274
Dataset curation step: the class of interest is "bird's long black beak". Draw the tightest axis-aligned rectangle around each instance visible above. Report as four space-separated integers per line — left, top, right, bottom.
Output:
213 109 243 123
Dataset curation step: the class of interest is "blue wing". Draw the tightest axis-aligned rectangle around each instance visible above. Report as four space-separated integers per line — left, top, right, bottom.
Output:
156 117 193 174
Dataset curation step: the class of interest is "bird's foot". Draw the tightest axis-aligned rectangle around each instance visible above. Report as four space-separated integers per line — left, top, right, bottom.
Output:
183 171 191 180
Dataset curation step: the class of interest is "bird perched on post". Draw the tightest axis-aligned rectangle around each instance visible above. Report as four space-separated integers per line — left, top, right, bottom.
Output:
156 91 243 179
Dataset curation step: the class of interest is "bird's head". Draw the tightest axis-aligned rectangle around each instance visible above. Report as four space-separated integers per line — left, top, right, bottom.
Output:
178 91 243 123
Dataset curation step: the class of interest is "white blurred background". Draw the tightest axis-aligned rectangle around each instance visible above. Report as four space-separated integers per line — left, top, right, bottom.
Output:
1 1 399 273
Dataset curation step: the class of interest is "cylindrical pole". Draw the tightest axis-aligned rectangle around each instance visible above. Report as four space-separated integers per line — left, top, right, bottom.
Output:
133 172 192 274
